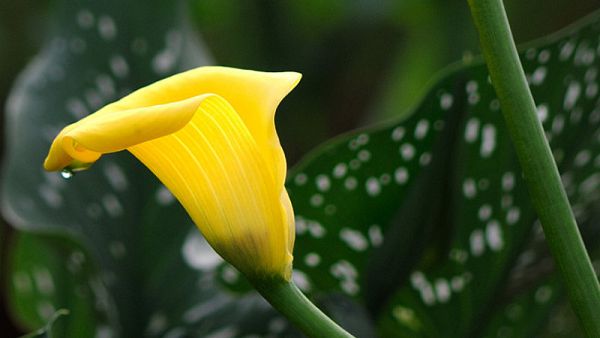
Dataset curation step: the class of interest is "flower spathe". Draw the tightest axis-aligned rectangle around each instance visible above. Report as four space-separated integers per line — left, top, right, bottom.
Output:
44 67 301 281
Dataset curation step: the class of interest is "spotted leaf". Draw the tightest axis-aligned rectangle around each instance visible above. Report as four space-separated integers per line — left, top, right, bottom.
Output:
376 12 600 337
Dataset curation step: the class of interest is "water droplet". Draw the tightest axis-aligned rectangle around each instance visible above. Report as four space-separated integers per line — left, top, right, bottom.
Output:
60 168 74 179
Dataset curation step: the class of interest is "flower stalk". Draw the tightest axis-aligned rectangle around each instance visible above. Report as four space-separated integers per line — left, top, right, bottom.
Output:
253 278 355 338
467 0 600 335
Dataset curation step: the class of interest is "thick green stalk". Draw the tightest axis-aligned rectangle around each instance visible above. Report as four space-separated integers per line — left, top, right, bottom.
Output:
467 0 600 335
253 279 355 338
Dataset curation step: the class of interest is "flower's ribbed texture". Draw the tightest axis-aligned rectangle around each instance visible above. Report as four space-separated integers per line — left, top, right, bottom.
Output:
44 66 301 280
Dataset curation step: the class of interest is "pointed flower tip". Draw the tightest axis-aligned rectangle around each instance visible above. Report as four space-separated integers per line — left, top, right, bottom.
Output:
279 71 302 88
271 71 302 99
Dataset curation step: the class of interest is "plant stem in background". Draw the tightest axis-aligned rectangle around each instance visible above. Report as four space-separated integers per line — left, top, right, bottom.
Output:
254 280 355 338
467 0 600 335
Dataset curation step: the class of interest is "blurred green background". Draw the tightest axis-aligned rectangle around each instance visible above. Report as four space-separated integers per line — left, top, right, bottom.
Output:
1 0 598 336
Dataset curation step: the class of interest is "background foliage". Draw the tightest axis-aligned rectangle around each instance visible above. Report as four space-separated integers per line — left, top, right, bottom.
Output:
1 1 599 337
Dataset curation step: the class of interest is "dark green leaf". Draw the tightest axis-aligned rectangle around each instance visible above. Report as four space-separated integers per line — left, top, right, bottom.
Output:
376 14 600 337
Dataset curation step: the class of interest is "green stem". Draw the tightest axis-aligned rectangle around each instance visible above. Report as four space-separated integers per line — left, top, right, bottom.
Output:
253 279 355 338
467 0 600 336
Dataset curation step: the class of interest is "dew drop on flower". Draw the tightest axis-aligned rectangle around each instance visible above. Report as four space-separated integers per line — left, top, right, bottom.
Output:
60 168 74 179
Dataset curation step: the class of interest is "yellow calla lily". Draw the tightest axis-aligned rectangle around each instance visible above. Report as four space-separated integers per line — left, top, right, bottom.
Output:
44 66 301 281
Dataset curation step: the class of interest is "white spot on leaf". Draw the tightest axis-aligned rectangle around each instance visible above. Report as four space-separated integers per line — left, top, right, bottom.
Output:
109 55 129 78
391 127 405 141
38 184 62 208
310 194 324 207
293 270 312 292
332 163 347 178
440 93 454 110
304 253 321 267
465 118 480 143
182 231 223 271
480 124 496 158
156 185 175 205
368 224 384 246
506 207 521 225
485 220 504 251
344 176 358 190
365 177 381 196
294 173 308 186
315 175 331 192
358 149 371 162
307 220 326 238
537 104 549 123
434 279 451 303
394 167 409 185
102 194 123 217
339 228 368 251
98 15 117 40
470 229 485 257
414 119 429 140
463 178 477 199
478 204 492 221
400 143 416 161
564 81 581 110
530 66 547 85
103 162 128 192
